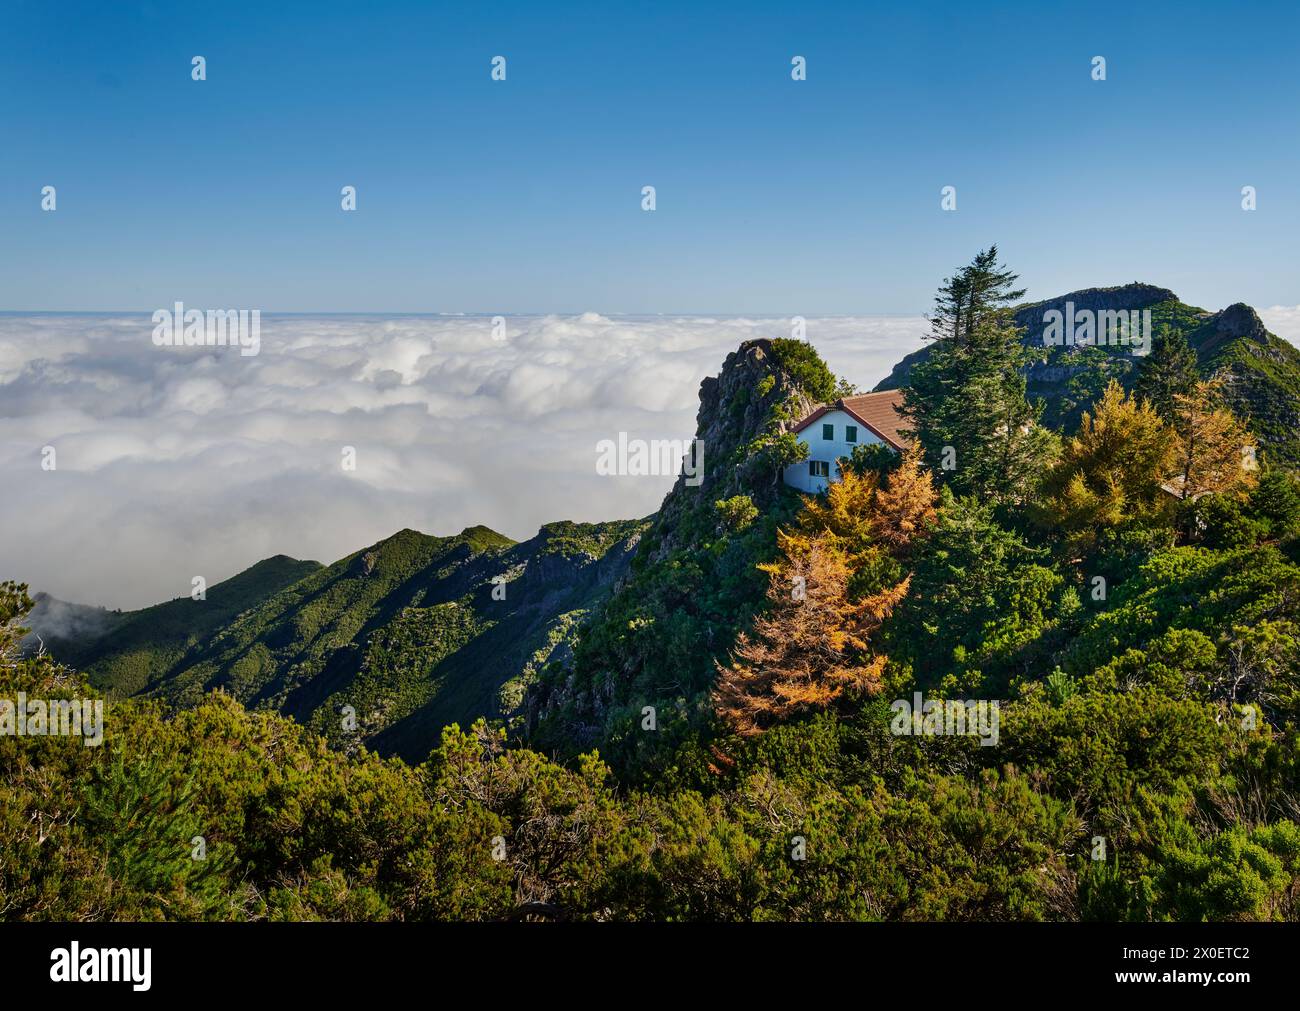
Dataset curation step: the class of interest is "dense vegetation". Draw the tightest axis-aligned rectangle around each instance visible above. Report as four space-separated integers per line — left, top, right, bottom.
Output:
8 250 1300 921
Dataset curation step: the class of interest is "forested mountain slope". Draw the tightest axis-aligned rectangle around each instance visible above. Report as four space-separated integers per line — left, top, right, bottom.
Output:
42 521 645 759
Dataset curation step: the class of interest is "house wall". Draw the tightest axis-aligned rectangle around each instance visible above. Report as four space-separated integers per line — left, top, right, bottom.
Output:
782 408 888 493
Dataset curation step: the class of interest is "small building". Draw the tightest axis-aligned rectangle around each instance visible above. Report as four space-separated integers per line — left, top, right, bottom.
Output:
783 389 910 493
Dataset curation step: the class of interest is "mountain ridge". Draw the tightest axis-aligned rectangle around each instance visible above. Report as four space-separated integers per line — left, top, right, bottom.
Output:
41 518 647 761
873 282 1300 464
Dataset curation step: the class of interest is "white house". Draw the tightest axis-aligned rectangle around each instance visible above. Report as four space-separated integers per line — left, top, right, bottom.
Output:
782 389 910 493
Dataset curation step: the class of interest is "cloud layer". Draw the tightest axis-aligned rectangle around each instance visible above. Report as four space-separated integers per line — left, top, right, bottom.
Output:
0 313 925 608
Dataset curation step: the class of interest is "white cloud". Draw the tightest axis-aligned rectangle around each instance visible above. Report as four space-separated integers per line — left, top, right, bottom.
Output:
1258 307 1300 347
0 313 925 608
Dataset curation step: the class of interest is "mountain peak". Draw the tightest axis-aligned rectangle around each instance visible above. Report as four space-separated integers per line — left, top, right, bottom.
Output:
1210 302 1270 345
457 525 516 550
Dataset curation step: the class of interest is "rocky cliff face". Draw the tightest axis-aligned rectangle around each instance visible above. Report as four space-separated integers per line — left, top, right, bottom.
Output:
646 338 817 564
523 338 822 758
1206 304 1300 468
1020 283 1178 319
1200 302 1272 356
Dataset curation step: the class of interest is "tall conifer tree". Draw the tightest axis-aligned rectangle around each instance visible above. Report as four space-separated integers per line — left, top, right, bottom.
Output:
1135 326 1200 421
902 247 1054 503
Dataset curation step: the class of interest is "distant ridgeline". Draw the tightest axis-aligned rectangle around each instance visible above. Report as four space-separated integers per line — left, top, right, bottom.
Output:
30 520 646 762
875 283 1300 467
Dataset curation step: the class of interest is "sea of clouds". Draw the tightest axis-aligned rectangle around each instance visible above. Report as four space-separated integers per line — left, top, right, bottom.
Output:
0 312 926 609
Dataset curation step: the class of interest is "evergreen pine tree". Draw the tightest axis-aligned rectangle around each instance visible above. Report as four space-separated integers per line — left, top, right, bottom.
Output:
1134 326 1200 421
902 247 1055 503
83 749 228 916
928 245 1026 346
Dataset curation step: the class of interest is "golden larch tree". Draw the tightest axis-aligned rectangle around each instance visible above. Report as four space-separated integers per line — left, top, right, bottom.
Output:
713 530 908 736
1037 380 1177 552
715 456 933 737
870 451 939 550
1171 380 1257 500
798 452 937 558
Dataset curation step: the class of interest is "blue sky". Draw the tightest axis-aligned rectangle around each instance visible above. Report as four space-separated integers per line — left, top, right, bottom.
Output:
2 0 1297 313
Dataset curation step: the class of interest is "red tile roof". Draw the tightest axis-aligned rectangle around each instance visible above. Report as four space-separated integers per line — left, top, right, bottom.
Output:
792 389 911 451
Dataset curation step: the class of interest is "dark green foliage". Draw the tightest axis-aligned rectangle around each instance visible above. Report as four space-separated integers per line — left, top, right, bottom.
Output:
715 494 759 532
1060 543 1300 725
1248 469 1300 539
52 521 646 762
532 519 647 559
1135 326 1200 420
769 338 839 403
1086 523 1177 592
1058 343 1131 422
534 498 794 775
82 748 230 916
847 441 900 477
884 490 1065 695
901 247 1056 503
1179 493 1270 550
995 690 1229 813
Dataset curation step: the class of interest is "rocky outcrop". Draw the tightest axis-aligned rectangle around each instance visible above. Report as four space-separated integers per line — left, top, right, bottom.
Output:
1203 304 1300 468
1198 302 1271 358
647 338 816 564
1016 283 1178 324
522 337 825 753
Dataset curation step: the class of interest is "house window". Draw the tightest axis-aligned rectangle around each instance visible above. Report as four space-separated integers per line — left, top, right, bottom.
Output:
845 425 858 444
821 423 834 440
809 460 830 478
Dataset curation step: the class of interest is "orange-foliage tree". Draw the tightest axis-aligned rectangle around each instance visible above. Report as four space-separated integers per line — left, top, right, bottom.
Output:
869 452 940 550
798 453 937 558
713 530 908 736
1171 380 1257 500
714 454 935 736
